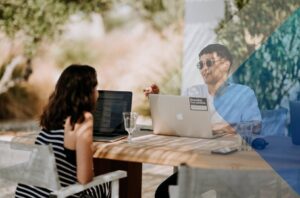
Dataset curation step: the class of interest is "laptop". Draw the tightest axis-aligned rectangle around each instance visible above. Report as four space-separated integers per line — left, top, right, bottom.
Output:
93 90 132 142
149 94 222 139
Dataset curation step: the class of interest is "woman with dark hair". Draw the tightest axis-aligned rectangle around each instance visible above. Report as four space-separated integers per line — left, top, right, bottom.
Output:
15 65 110 198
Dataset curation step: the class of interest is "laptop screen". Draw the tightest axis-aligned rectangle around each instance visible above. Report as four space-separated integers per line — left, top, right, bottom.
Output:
93 90 132 136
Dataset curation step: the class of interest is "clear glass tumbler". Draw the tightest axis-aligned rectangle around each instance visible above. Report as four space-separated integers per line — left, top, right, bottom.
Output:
237 122 254 151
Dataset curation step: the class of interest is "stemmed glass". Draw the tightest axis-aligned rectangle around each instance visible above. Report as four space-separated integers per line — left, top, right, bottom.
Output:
123 112 138 143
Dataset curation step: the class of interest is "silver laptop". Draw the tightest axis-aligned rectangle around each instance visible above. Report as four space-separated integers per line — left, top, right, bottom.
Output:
149 94 221 139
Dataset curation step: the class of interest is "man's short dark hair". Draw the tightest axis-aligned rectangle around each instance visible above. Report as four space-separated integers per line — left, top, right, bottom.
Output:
199 44 233 65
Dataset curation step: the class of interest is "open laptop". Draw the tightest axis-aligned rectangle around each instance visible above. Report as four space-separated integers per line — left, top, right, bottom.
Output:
149 94 222 139
93 90 132 142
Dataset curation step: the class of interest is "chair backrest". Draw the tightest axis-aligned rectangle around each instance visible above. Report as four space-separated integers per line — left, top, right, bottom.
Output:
0 140 61 191
289 100 300 144
261 108 288 136
177 165 298 198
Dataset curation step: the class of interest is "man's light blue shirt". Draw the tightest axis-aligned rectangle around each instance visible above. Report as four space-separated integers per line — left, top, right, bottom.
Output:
183 83 261 125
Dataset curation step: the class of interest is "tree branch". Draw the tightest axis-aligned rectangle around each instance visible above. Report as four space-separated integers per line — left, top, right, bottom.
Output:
0 56 25 95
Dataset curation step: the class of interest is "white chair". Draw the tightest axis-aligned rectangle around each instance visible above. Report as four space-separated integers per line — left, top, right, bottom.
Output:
176 164 298 198
0 139 127 198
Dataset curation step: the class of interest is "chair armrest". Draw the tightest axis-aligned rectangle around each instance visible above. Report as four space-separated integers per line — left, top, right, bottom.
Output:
11 132 38 145
169 185 179 198
50 170 127 198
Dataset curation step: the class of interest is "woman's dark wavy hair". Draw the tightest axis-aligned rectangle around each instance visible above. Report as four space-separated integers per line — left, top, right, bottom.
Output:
40 64 98 130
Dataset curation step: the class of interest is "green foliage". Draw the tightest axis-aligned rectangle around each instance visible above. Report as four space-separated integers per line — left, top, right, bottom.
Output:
0 0 183 60
234 0 249 10
235 9 300 109
139 0 184 31
0 0 183 56
103 0 183 32
0 0 111 56
0 0 184 120
216 0 300 110
55 41 99 68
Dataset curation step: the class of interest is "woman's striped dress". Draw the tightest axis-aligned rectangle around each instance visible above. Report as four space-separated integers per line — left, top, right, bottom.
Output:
15 129 111 198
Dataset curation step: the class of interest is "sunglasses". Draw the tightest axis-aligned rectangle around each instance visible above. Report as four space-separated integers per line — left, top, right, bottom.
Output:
196 59 221 69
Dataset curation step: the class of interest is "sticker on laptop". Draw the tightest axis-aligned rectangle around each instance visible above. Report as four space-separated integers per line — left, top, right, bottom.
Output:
189 97 208 111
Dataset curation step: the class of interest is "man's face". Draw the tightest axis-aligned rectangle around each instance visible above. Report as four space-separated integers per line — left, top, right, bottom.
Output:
199 52 230 85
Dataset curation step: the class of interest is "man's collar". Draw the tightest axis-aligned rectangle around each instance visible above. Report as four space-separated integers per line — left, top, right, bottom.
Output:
215 81 231 97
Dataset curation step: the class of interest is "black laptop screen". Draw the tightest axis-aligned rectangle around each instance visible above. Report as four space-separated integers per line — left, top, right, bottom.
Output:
93 90 132 135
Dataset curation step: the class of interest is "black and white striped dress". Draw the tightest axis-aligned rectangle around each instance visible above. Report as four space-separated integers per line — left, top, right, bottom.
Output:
15 129 110 198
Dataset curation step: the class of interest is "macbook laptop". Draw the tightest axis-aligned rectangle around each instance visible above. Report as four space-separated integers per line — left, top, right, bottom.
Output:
93 90 132 142
149 94 222 139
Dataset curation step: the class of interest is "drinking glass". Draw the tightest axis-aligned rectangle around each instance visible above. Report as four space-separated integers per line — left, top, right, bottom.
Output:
123 112 138 143
237 122 254 151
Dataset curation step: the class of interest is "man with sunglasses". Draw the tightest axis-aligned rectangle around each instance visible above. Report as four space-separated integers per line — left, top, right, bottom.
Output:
144 43 261 198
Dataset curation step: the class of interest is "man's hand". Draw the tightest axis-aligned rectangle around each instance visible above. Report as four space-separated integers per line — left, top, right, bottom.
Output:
212 122 236 135
143 84 160 97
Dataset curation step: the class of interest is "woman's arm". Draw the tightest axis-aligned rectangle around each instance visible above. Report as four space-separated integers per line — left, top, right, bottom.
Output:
75 112 94 184
64 117 76 150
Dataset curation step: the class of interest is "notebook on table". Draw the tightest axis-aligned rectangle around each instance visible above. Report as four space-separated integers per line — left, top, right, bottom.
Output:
93 90 132 142
149 94 223 139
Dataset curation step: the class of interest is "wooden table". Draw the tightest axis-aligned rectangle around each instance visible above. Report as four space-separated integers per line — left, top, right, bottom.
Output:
93 133 272 198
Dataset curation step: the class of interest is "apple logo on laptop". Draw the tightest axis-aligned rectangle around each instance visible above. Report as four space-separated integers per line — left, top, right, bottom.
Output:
176 113 184 120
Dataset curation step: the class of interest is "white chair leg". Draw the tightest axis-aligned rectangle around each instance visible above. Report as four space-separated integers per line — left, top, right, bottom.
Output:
111 180 119 198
